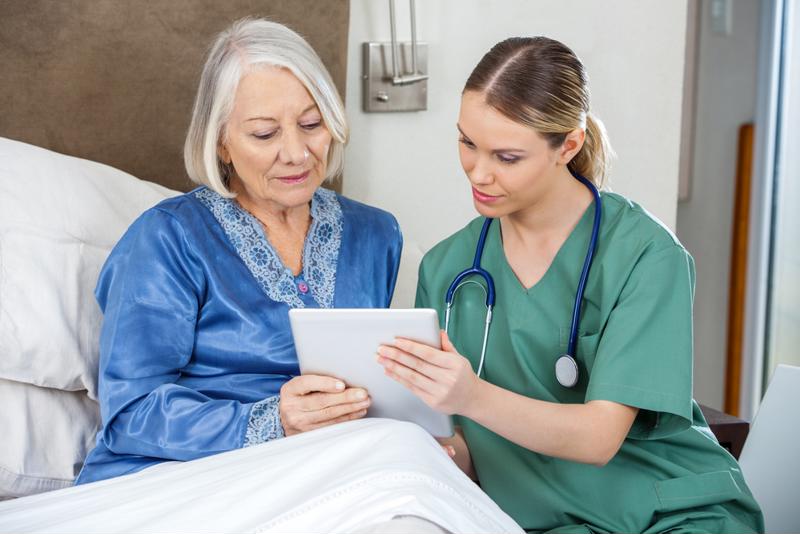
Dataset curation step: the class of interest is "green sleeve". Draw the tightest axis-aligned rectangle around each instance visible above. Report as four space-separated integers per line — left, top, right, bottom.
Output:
414 258 432 309
585 245 696 439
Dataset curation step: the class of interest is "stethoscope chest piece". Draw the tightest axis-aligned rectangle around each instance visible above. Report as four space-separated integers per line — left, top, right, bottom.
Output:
555 354 579 388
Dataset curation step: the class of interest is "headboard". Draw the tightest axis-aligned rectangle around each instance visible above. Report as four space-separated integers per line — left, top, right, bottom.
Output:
0 1 350 192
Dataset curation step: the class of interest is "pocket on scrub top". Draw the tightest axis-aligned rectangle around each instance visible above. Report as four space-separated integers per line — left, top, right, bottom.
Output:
575 331 601 371
653 470 745 513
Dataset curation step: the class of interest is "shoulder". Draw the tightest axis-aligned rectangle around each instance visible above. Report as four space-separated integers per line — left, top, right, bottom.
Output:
335 193 401 240
601 191 691 261
97 190 208 305
119 187 228 247
420 216 485 274
107 188 214 267
599 192 694 293
149 187 215 225
128 187 208 231
336 193 398 226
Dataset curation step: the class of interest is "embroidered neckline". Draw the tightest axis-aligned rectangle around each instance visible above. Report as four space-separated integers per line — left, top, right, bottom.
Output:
195 187 342 309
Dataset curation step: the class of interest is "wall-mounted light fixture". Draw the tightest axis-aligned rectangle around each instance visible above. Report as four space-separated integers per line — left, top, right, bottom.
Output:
362 0 428 112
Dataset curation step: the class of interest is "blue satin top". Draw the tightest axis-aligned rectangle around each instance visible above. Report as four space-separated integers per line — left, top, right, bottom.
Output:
75 187 402 485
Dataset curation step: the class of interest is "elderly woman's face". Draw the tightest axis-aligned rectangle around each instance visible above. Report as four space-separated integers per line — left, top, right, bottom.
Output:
220 67 331 212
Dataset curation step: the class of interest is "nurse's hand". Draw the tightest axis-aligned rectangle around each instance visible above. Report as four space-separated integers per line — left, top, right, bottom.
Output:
279 375 371 436
377 331 479 416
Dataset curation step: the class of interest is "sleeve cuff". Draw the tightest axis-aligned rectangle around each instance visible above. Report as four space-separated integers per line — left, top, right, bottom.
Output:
244 395 285 447
585 382 692 440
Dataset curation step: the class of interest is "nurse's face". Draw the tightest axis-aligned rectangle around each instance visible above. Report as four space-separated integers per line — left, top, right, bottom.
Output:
219 66 331 213
457 90 562 219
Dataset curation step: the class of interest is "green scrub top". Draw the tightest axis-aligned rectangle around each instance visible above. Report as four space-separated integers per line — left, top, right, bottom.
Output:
416 192 763 534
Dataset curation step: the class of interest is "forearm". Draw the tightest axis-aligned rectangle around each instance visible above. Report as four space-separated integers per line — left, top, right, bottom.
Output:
462 380 637 466
103 384 264 459
439 426 477 480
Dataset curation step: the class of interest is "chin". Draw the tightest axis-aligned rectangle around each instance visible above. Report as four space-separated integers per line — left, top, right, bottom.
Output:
284 187 317 207
473 200 506 219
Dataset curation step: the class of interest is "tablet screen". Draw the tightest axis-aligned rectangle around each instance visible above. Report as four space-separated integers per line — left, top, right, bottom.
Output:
289 308 453 437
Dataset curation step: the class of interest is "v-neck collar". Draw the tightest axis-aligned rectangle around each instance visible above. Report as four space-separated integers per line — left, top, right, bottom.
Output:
195 187 343 309
486 194 600 295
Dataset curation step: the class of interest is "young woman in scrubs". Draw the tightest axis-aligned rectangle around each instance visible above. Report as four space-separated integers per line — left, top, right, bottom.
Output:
377 37 764 533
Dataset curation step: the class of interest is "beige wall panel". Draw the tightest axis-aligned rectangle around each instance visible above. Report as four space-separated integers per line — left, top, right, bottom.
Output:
0 1 349 191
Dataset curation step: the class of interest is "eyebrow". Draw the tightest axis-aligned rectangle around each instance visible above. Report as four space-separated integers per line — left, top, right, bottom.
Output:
246 104 319 122
456 124 527 154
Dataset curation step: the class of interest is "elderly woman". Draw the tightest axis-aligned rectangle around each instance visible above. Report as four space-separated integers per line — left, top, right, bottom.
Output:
75 18 402 484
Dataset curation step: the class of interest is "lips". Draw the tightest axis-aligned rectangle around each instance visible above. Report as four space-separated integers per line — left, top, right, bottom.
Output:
472 187 501 203
275 170 310 184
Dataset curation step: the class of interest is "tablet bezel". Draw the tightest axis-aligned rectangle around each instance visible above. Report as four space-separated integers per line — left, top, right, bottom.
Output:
289 308 454 437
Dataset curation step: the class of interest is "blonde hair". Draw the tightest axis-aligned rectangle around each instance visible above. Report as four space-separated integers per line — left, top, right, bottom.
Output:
464 37 613 188
184 18 348 197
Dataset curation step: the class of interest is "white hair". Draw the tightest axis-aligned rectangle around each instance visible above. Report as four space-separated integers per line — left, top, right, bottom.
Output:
184 18 348 197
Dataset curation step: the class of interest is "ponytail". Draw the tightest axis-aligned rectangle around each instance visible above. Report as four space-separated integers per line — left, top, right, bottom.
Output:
568 113 614 189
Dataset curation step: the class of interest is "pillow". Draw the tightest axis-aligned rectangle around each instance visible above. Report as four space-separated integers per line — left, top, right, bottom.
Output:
0 137 179 398
0 379 100 498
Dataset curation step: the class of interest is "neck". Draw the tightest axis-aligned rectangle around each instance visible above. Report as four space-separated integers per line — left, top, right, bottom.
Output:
501 166 594 245
230 184 312 239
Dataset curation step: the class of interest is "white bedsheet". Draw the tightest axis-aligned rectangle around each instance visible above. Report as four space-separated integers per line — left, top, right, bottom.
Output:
0 419 522 533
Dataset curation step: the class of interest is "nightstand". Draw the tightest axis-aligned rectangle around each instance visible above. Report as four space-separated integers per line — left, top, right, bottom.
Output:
699 404 749 459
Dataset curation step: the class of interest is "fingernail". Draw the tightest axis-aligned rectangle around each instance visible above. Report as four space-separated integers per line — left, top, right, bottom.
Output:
336 381 345 390
356 390 367 400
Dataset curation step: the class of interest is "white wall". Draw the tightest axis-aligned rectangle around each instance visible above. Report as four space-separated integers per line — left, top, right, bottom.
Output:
676 0 760 410
344 0 688 308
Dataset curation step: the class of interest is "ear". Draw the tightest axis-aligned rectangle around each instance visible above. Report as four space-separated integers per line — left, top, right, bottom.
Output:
557 128 585 165
217 143 231 164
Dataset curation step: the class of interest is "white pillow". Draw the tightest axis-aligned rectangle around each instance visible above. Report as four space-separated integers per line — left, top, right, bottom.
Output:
0 137 179 398
0 379 100 498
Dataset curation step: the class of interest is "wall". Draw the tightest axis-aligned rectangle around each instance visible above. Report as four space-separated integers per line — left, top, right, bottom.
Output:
0 0 350 192
344 0 689 310
676 0 760 409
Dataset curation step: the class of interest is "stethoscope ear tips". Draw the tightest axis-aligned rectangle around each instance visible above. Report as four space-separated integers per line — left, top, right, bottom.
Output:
555 354 579 388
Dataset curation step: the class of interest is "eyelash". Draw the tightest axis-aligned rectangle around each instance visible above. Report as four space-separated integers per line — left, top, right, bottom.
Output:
497 154 520 164
252 121 322 140
458 136 475 149
459 136 520 164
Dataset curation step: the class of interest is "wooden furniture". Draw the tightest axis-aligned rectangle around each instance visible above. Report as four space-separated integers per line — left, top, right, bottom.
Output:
700 403 749 459
725 123 755 416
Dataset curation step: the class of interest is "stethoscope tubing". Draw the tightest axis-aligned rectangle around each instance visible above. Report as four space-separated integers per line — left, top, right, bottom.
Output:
567 173 602 358
444 170 602 386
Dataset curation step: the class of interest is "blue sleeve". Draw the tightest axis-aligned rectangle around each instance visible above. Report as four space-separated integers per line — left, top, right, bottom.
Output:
95 209 281 461
385 213 403 306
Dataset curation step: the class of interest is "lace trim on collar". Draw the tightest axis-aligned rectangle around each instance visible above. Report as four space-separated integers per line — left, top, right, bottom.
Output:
195 187 342 309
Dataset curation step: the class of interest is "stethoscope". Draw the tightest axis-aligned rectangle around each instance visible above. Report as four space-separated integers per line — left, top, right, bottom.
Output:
444 171 602 388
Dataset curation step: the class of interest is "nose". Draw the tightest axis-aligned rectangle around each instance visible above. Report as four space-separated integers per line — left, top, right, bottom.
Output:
277 128 308 166
467 156 494 186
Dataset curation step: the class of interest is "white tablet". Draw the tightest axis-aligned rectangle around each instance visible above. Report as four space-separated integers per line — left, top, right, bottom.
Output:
289 308 454 437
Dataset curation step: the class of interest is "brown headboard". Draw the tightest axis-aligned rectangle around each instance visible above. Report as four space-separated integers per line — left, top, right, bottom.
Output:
0 1 349 192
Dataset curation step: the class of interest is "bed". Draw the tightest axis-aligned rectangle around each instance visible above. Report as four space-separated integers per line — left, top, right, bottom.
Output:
0 3 522 532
